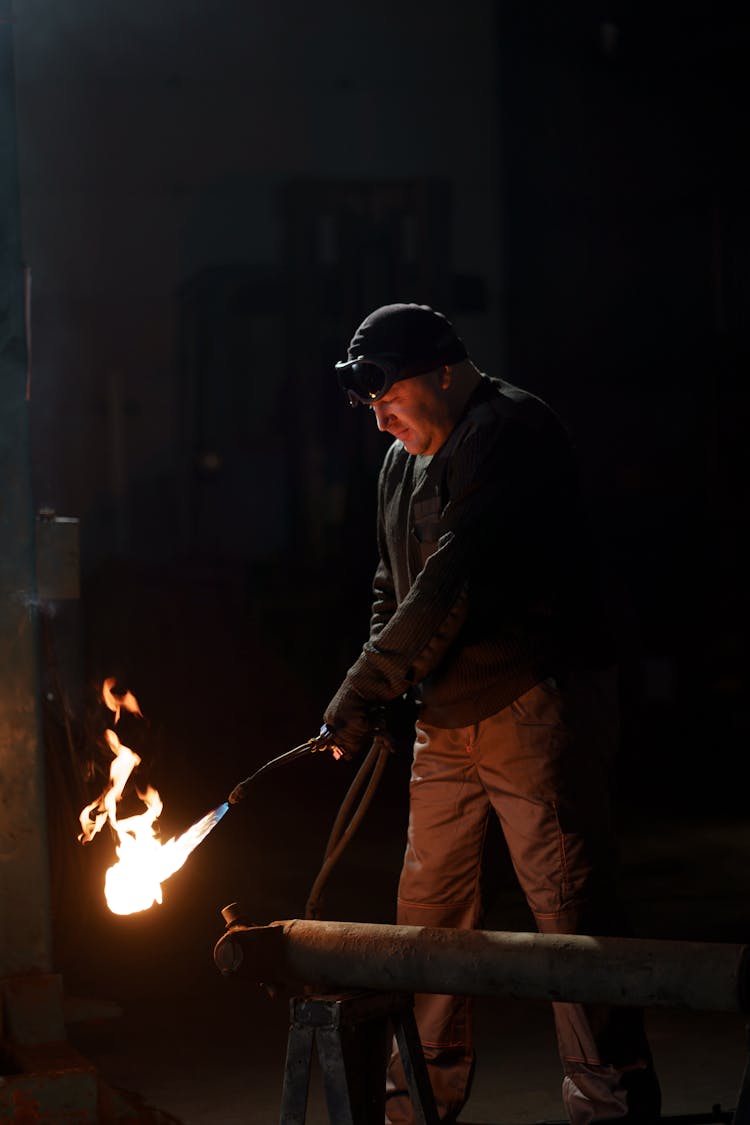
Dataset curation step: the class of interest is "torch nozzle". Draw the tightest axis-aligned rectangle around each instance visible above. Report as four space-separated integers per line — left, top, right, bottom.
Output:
228 779 251 805
228 736 325 805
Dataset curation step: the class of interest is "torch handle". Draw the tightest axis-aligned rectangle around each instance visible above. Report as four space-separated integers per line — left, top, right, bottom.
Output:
228 738 319 805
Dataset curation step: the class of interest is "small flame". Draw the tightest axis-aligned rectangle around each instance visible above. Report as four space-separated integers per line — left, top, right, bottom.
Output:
102 676 143 725
78 681 227 915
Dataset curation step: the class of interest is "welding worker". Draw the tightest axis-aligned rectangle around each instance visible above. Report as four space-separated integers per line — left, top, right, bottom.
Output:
320 303 660 1125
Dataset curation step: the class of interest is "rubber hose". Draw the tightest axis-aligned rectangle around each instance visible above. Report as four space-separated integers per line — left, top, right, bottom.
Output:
304 735 392 921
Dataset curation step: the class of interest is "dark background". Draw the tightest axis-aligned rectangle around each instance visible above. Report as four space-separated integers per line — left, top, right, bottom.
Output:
13 3 750 985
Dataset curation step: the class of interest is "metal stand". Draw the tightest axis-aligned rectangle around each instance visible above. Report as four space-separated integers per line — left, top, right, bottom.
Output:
279 991 439 1125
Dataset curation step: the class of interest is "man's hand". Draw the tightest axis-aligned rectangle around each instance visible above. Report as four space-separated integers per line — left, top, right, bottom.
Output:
322 680 378 759
308 723 350 761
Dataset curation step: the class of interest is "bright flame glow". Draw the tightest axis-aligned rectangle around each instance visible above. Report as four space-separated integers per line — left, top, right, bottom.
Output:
78 681 228 915
104 800 229 916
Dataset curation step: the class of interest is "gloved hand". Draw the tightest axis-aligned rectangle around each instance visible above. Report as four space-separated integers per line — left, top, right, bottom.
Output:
305 723 349 761
323 680 379 759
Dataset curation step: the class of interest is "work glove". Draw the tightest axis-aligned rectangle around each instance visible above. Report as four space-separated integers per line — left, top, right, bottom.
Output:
323 679 379 759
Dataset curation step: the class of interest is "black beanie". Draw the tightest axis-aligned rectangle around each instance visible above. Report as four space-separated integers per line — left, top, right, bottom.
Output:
345 303 467 377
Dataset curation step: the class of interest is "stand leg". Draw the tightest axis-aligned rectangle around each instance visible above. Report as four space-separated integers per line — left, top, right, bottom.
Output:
316 1027 356 1125
280 1022 315 1125
394 1008 440 1125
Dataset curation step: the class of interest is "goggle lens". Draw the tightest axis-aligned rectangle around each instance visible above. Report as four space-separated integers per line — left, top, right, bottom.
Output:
337 361 391 404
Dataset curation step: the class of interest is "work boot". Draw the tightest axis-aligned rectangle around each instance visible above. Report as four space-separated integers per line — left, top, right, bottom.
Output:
617 1066 662 1124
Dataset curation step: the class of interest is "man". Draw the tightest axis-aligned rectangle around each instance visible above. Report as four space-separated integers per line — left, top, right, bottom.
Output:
321 303 660 1125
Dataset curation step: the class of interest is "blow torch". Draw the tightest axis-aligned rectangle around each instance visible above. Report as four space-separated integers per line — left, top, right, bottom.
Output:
227 720 390 919
228 726 340 805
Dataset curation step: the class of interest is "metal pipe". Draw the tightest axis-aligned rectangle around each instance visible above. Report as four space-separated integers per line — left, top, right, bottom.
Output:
214 918 750 1014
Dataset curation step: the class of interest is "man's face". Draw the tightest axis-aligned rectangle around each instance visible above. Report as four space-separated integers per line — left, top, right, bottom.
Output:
370 368 453 456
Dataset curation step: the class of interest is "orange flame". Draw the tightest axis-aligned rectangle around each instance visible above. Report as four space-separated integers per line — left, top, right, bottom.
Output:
78 682 227 915
102 676 143 725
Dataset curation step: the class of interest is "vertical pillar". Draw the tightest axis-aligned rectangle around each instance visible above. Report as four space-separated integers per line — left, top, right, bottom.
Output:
0 0 52 976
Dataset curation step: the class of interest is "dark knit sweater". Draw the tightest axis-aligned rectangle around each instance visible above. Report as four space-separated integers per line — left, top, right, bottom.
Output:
326 375 609 736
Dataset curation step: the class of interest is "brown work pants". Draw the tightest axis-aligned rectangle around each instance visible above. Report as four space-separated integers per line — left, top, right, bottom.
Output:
385 672 657 1125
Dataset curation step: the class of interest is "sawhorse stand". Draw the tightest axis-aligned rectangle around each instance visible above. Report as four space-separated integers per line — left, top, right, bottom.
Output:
279 991 439 1125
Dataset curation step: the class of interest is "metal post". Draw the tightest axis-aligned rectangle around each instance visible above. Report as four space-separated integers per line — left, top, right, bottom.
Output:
732 1026 750 1125
0 22 134 1120
0 0 52 979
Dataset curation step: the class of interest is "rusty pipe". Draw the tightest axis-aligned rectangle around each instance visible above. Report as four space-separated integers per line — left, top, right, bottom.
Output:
214 917 750 1014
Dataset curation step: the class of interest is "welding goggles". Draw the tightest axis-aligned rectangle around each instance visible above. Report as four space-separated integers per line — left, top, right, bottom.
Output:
335 356 433 407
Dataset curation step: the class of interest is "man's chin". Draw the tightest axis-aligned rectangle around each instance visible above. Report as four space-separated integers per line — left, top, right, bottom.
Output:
399 432 423 455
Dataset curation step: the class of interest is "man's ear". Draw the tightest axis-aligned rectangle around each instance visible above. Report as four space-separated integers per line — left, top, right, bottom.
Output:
440 365 452 390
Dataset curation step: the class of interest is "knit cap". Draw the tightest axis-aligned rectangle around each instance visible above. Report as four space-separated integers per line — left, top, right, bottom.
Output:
343 303 466 377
